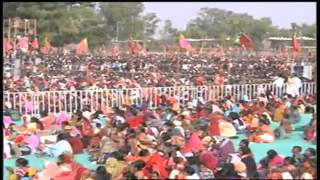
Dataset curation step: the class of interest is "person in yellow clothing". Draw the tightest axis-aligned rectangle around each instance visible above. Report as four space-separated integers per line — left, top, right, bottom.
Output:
105 152 128 179
273 102 286 122
7 158 37 180
296 99 306 114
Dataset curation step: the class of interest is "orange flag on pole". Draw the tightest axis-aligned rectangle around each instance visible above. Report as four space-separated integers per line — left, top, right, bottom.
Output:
292 36 300 59
42 38 52 54
31 38 39 49
76 38 88 55
128 37 137 55
18 36 29 53
4 38 13 54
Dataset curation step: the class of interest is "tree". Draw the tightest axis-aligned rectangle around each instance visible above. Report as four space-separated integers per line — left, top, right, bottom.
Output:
160 19 179 41
3 2 106 47
99 2 145 40
142 13 161 38
183 7 314 50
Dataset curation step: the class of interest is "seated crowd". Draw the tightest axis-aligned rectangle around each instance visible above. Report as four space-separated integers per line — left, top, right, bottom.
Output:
3 90 317 179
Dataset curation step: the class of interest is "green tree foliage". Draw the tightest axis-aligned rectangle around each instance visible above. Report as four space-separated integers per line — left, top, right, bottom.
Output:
3 2 161 47
184 7 316 50
3 3 315 49
160 19 179 42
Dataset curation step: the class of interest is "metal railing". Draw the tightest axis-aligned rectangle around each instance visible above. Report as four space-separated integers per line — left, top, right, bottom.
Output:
3 82 316 115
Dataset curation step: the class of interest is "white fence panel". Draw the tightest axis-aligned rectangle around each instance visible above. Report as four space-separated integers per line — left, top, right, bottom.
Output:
3 82 316 115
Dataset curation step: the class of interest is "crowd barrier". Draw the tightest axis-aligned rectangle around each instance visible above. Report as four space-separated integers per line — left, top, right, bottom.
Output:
3 82 316 115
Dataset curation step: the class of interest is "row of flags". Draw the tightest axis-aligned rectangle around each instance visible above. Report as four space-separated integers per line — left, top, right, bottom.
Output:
3 37 88 56
4 32 301 57
179 32 301 57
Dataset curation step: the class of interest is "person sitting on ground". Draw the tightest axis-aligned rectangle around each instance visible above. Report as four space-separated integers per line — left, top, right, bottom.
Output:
274 114 293 139
238 146 259 179
184 165 200 180
304 118 317 143
300 159 317 179
94 166 111 180
288 106 301 124
265 149 284 168
303 147 317 162
7 158 37 180
249 119 274 143
272 100 286 123
39 133 73 157
291 146 303 166
296 99 306 114
283 156 298 178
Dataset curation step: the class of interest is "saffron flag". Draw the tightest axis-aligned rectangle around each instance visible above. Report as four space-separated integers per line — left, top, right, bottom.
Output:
292 36 300 58
4 38 13 54
31 38 39 49
179 34 194 53
179 34 190 49
128 37 137 55
76 38 89 55
179 34 193 51
42 38 52 54
18 36 29 53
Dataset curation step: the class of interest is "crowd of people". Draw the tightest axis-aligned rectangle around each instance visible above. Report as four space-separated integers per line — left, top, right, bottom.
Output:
3 49 317 180
3 51 316 93
4 84 317 179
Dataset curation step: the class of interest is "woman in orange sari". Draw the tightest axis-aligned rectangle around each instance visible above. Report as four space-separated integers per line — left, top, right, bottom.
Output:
249 119 274 143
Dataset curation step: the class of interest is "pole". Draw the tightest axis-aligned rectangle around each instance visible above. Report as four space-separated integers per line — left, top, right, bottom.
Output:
14 23 17 51
8 19 11 42
116 21 119 42
34 19 37 37
24 20 27 35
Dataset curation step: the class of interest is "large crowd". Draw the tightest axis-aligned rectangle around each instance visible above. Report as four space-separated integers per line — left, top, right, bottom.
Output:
3 51 317 180
3 51 316 92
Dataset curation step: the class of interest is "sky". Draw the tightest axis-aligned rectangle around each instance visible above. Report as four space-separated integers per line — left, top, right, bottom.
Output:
144 2 316 30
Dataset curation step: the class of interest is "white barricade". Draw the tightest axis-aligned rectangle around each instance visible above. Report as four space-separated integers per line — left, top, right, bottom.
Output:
3 82 316 115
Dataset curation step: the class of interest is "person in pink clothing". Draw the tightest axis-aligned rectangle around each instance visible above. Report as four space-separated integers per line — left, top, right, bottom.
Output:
40 110 56 129
24 130 41 153
56 111 71 128
266 149 284 168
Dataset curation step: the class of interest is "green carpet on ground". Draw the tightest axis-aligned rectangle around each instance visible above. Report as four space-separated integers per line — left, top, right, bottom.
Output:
3 114 315 179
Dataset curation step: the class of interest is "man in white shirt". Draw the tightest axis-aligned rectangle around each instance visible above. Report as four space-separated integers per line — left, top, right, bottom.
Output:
291 75 302 97
42 134 73 157
185 165 200 179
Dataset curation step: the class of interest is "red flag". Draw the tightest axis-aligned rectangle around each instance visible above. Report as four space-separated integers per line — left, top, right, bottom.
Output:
240 33 254 49
42 38 52 54
76 38 88 55
128 38 137 55
18 36 29 53
31 38 39 49
292 36 300 58
4 38 13 53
